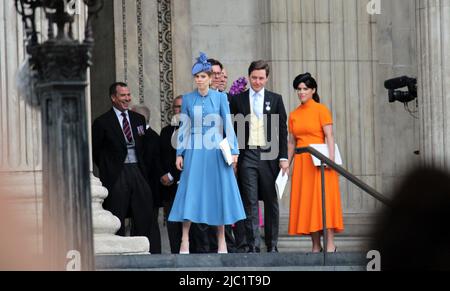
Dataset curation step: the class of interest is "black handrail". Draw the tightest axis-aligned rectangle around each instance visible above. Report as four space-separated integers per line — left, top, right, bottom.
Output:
295 147 390 206
295 146 390 266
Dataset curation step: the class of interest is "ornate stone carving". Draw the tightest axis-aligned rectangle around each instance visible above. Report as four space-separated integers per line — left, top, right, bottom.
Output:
158 0 174 127
136 0 144 104
121 0 128 83
29 43 90 85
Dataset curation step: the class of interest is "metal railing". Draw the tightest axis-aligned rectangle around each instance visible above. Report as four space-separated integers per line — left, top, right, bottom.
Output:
295 146 390 265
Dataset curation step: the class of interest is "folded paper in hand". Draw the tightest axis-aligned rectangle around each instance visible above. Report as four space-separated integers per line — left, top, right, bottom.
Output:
309 144 343 166
219 138 233 166
275 170 288 200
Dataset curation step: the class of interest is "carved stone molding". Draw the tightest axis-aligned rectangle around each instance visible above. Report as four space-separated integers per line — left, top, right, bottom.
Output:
158 0 174 127
136 0 144 104
29 43 91 85
121 0 128 83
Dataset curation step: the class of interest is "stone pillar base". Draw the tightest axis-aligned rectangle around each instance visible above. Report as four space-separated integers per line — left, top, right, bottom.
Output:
94 234 150 255
91 175 149 255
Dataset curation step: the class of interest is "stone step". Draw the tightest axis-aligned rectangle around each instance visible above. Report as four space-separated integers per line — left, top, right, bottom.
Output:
277 236 374 253
96 252 369 271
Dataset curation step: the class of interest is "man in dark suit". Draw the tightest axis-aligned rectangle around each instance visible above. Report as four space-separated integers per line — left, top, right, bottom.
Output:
218 67 229 93
132 105 164 254
216 64 248 253
230 60 289 253
159 96 183 254
92 82 153 248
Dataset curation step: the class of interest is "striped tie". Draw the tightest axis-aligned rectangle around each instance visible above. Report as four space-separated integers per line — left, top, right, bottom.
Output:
121 112 133 143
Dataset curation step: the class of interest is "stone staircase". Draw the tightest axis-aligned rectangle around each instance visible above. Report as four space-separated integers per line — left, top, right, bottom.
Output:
96 216 375 271
277 235 373 253
95 252 368 271
114 211 377 271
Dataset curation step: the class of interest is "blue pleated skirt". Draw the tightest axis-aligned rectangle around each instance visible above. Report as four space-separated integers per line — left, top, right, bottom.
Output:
168 145 246 226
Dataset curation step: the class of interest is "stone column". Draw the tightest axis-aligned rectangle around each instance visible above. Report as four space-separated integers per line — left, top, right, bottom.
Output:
416 0 450 170
0 0 43 254
376 0 421 197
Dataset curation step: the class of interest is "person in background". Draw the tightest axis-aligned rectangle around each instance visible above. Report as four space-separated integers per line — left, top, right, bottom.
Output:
159 96 183 254
208 58 224 91
218 68 229 93
372 167 450 270
131 105 164 254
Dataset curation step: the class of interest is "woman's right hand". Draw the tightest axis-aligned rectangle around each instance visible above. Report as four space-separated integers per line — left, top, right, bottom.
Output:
176 156 184 171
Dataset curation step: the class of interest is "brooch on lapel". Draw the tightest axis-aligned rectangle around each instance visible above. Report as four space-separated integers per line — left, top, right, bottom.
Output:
265 102 271 112
137 125 145 136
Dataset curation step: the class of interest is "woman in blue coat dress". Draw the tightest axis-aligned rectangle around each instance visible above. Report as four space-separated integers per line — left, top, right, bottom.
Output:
168 53 246 254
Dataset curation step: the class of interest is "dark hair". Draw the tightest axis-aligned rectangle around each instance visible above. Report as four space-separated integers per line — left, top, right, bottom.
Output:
174 95 183 102
248 60 270 78
372 167 450 270
293 73 320 103
109 82 128 97
194 71 213 77
207 58 223 70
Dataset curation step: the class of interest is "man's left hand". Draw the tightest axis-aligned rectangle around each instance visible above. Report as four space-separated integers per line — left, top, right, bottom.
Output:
280 160 290 176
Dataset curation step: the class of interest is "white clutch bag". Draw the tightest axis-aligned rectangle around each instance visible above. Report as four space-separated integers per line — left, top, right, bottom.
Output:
275 170 289 200
219 138 233 166
309 144 343 166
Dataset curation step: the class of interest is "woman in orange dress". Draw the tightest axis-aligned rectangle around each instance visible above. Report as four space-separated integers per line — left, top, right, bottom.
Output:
287 73 344 253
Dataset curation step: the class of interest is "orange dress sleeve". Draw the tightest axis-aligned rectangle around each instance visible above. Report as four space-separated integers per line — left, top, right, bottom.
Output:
288 113 294 134
319 104 333 127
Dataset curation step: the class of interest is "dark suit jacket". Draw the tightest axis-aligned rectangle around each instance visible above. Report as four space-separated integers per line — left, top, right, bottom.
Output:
144 127 165 208
160 125 181 204
92 109 148 191
230 89 288 175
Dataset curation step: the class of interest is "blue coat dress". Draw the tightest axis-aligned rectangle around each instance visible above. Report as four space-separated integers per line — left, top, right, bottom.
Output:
168 89 246 226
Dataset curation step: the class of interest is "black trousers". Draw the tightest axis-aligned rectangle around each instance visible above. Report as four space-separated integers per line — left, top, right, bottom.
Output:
232 220 248 252
189 224 237 253
189 223 212 253
149 207 162 254
164 195 183 254
238 149 279 250
103 164 154 249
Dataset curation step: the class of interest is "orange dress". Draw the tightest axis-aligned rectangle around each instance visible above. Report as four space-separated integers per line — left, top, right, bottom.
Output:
288 99 344 235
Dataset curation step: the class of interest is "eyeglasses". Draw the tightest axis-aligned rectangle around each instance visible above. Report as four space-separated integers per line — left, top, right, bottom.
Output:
173 105 182 109
212 72 223 77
